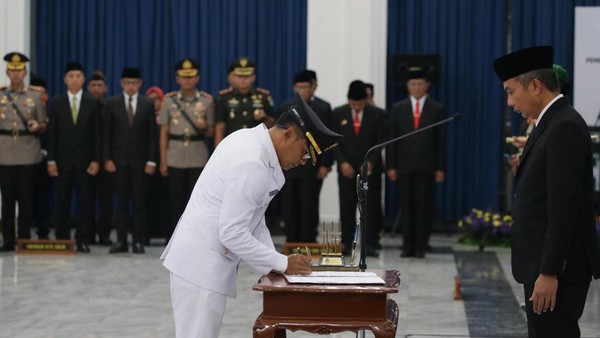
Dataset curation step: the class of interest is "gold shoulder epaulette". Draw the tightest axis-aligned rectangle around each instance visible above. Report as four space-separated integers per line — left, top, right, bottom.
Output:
199 91 213 100
256 87 271 96
165 91 177 98
219 87 233 96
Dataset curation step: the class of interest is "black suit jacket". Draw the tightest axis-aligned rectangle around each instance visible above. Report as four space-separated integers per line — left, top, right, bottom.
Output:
103 94 157 169
512 96 600 284
386 97 445 174
331 104 385 172
47 92 101 170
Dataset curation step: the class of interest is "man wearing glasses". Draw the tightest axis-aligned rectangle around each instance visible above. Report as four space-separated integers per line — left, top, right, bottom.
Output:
162 93 343 337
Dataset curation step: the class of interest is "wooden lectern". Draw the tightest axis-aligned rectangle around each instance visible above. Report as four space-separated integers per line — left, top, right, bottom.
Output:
252 270 400 338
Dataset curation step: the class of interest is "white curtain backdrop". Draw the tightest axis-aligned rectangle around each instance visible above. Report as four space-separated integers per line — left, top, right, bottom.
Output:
308 0 388 221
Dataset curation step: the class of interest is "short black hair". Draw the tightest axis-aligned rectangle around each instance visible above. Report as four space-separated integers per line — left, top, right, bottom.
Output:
515 68 559 93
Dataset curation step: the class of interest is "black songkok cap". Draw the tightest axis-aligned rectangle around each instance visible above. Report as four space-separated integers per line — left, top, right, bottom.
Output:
90 70 106 82
121 67 142 79
276 92 344 165
293 70 313 84
29 73 46 88
64 62 84 75
493 46 553 82
347 80 367 100
175 58 199 77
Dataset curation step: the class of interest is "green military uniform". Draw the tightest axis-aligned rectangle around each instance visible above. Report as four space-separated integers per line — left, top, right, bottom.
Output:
215 57 274 137
0 52 47 250
158 90 214 168
216 87 274 136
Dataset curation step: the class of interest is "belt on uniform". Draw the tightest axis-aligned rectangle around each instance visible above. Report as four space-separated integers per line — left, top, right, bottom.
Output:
168 133 204 141
0 129 34 138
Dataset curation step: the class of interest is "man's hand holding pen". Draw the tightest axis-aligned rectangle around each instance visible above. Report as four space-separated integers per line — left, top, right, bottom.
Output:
285 248 312 275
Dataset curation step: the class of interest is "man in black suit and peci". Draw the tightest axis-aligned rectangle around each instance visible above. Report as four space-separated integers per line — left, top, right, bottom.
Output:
47 62 102 253
104 67 157 254
493 46 600 338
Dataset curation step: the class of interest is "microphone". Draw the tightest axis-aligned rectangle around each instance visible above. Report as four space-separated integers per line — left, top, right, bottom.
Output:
355 113 461 270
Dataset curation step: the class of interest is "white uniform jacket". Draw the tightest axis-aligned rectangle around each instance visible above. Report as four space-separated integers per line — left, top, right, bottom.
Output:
161 124 287 298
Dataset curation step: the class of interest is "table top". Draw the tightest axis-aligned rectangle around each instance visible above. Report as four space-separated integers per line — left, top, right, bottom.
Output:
253 269 400 294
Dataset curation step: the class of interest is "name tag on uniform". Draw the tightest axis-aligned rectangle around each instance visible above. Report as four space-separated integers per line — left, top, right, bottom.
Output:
269 190 278 197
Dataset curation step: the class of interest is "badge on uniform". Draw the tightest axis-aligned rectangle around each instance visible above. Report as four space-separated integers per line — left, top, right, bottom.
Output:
341 119 348 126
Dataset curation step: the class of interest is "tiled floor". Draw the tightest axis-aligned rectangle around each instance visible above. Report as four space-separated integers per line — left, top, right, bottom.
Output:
1 233 599 337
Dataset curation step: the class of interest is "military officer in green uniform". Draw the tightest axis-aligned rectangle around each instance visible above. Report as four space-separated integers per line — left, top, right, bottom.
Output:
158 58 215 240
0 52 47 251
214 57 274 146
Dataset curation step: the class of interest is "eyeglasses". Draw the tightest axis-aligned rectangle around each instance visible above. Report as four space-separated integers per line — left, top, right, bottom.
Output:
292 128 311 161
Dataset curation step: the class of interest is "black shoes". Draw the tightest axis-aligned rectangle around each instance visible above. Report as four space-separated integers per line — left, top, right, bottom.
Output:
77 243 91 253
414 251 425 258
98 237 113 246
132 242 145 254
401 250 425 258
1 243 15 252
109 242 129 254
365 246 380 258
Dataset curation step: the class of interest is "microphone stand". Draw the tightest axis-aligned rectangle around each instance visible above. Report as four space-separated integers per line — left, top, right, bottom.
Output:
356 113 461 270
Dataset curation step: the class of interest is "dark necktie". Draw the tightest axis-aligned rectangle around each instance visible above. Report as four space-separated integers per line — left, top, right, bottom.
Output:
127 96 134 126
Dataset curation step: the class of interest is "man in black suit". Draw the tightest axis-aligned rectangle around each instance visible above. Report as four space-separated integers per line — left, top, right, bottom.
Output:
104 68 157 254
493 46 600 338
47 62 101 253
277 70 333 243
386 68 446 258
332 80 385 257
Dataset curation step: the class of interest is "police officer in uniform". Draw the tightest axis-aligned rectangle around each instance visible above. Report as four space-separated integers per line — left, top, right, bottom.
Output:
214 57 274 146
0 52 47 251
158 58 214 240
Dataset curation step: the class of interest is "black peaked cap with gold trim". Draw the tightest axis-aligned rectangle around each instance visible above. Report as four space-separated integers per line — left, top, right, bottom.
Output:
493 46 553 82
4 52 29 70
277 92 344 165
229 57 256 76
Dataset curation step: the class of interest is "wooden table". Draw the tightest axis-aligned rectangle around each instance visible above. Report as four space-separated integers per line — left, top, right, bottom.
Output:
252 270 400 338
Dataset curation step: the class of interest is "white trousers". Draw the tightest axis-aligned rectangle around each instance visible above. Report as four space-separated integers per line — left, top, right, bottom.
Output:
170 272 227 338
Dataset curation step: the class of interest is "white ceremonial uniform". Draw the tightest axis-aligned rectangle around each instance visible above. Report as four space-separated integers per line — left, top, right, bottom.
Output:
161 124 288 337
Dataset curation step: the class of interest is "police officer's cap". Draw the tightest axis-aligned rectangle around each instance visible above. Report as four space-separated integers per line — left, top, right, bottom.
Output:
90 70 106 82
493 46 553 82
121 67 141 79
4 52 29 71
277 92 344 165
347 80 367 101
64 62 84 74
175 58 199 77
229 57 256 76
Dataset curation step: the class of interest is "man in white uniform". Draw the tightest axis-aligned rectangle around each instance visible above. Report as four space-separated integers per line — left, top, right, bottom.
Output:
161 93 343 337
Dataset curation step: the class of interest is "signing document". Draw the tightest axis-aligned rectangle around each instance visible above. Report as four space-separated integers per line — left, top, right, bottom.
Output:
285 271 385 285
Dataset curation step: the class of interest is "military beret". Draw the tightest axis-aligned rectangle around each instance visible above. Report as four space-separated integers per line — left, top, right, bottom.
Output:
347 80 367 100
64 62 84 75
121 67 141 79
229 57 256 76
493 46 553 82
175 58 199 77
276 92 344 165
4 52 29 70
